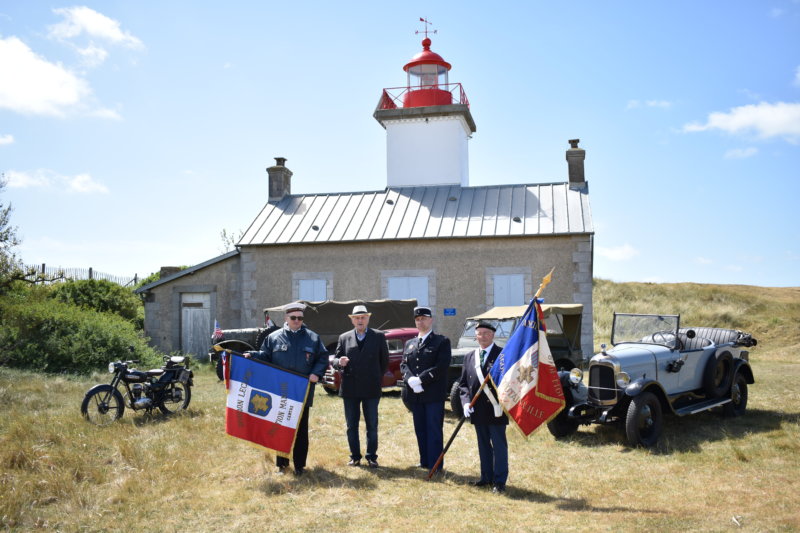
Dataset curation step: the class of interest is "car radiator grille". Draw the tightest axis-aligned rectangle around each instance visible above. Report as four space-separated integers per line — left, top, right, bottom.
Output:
588 364 617 404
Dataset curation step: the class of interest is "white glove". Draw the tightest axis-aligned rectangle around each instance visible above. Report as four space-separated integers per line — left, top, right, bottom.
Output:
407 376 424 393
463 403 474 418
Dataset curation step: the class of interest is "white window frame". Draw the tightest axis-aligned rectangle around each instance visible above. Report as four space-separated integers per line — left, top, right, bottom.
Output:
485 267 532 308
292 271 333 301
381 269 435 309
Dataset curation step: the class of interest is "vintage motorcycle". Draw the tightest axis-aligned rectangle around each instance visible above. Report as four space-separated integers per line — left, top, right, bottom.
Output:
81 353 194 426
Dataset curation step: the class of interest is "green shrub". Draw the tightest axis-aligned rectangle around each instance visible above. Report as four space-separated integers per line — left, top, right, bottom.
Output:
0 296 160 373
50 279 142 326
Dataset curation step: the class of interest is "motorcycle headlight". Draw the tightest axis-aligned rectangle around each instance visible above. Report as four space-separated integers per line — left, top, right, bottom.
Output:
569 367 583 385
108 362 116 373
616 371 631 388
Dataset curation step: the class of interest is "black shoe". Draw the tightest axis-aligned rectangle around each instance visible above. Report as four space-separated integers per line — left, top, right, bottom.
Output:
367 459 379 468
492 484 506 494
294 467 304 476
347 458 361 467
276 466 289 475
469 480 491 487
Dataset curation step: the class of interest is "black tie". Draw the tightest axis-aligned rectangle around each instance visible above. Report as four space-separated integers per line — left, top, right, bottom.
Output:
480 349 486 366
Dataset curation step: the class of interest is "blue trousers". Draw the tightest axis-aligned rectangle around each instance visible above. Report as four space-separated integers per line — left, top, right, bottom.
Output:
474 423 508 485
343 397 380 461
411 401 445 469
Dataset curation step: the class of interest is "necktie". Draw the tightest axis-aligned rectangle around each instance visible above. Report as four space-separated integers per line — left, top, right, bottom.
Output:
480 349 486 366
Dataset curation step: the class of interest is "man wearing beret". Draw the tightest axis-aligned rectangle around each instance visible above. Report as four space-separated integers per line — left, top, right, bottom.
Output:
245 301 328 476
333 305 389 468
400 306 452 473
458 321 509 493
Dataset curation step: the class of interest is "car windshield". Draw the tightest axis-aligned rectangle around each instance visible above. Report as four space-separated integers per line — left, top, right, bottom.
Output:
612 314 680 346
386 338 406 352
459 318 517 348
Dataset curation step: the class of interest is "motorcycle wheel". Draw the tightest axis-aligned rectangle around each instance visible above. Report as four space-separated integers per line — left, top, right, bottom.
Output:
158 382 191 414
81 385 124 426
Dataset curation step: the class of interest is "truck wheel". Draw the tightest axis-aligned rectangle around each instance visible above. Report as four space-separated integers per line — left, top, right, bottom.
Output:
703 351 733 398
722 372 748 417
547 389 578 438
625 391 662 447
449 381 462 414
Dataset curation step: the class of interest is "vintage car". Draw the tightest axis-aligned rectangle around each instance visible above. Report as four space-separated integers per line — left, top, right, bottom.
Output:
321 327 418 395
548 313 757 447
446 303 585 413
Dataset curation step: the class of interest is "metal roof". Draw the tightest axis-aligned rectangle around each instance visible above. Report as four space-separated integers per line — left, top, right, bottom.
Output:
239 183 592 247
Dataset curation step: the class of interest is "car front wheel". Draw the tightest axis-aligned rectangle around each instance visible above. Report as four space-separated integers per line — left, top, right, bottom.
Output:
625 391 663 447
722 372 748 417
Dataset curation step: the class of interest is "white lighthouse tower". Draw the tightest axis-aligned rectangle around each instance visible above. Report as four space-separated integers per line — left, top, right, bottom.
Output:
374 29 476 187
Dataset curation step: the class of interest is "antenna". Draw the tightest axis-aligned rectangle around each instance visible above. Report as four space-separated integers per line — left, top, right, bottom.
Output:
415 17 437 39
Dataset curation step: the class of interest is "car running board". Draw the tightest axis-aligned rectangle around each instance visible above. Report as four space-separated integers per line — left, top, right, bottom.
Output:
674 397 731 416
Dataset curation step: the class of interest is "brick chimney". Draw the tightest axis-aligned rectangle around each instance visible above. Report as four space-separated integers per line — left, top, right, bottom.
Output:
267 157 292 202
566 139 586 189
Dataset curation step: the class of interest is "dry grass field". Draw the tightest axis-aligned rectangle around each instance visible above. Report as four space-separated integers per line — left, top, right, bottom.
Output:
1 281 799 532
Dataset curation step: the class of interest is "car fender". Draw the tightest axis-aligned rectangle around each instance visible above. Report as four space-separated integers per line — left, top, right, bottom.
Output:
624 378 671 412
732 359 755 384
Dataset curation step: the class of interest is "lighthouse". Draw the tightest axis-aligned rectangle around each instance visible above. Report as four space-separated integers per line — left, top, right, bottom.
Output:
374 33 476 187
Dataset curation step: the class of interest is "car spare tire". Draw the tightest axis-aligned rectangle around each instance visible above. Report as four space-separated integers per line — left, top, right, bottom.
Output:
703 350 734 398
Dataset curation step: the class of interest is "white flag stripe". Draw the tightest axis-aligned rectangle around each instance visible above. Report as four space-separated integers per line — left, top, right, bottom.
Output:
227 379 304 429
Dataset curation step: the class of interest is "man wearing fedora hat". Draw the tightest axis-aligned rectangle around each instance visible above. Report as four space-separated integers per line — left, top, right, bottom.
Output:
458 321 509 493
333 304 389 468
401 306 452 473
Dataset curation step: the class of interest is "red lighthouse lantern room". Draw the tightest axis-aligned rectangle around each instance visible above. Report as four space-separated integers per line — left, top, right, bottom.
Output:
402 37 453 107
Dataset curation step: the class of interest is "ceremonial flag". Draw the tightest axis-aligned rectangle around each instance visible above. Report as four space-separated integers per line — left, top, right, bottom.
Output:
225 353 310 457
489 299 565 436
212 319 224 342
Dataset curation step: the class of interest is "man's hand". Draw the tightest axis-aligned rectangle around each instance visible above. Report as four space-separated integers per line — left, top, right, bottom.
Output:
309 374 319 383
407 376 423 393
339 356 349 367
463 403 474 418
243 352 252 359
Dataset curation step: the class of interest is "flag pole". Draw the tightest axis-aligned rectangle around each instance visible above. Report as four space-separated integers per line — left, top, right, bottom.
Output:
427 267 555 480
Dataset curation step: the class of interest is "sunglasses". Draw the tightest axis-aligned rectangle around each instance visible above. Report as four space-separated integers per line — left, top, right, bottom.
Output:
288 315 304 321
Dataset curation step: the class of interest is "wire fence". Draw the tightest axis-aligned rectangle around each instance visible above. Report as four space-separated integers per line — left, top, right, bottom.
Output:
23 264 139 287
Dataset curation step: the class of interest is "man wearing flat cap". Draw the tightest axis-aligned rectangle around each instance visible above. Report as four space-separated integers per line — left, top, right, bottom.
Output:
245 301 328 475
400 306 452 473
333 304 389 468
458 321 509 493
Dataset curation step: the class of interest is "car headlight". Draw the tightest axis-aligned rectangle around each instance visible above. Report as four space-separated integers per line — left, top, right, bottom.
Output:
616 371 631 388
108 362 116 373
569 367 583 384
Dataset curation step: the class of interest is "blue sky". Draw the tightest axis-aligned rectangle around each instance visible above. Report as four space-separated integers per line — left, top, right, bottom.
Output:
1 1 798 287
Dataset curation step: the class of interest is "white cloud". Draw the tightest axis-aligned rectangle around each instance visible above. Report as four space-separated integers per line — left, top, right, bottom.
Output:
5 169 108 194
87 107 122 120
724 147 758 159
0 36 90 116
68 173 109 193
683 101 800 142
597 244 639 261
695 257 713 265
76 43 109 68
627 99 672 110
0 134 13 145
49 7 143 49
724 264 744 272
794 66 800 87
5 169 52 188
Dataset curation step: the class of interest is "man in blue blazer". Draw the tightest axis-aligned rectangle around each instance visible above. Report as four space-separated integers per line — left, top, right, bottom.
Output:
333 305 389 468
459 322 509 493
401 306 452 473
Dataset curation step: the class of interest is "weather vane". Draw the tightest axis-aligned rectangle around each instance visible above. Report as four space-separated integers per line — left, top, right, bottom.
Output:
415 17 437 39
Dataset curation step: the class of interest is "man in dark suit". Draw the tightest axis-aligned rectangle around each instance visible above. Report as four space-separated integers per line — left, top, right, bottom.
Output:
458 321 509 493
333 305 389 468
400 306 452 473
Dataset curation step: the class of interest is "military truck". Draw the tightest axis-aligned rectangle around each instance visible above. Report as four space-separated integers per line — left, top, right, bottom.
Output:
209 299 417 379
444 303 585 412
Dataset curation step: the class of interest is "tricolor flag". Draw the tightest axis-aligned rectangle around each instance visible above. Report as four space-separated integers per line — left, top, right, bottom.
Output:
489 299 565 436
212 319 224 342
225 353 310 457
